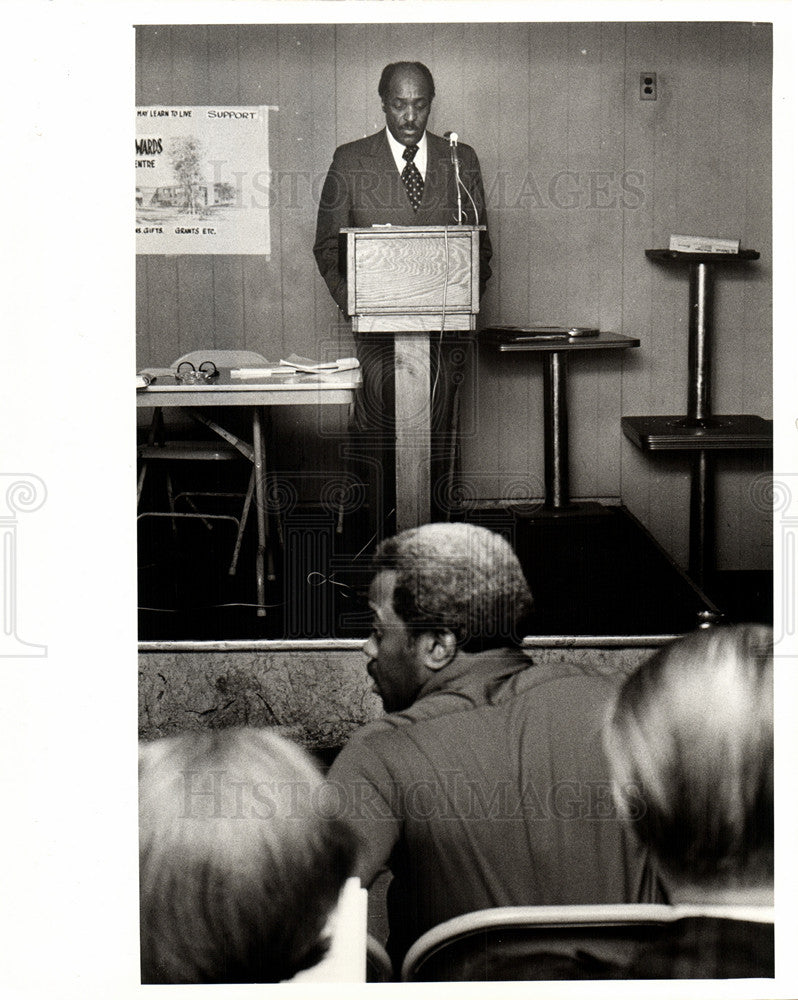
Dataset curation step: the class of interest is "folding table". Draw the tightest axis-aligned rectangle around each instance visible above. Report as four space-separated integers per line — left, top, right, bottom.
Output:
137 367 361 616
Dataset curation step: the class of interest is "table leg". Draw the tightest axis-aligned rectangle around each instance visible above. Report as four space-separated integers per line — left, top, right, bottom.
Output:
394 333 431 531
684 261 716 584
251 406 274 617
543 352 571 510
689 449 714 587
683 260 718 428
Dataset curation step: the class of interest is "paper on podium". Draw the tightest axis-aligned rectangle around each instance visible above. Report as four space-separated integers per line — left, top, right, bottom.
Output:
289 877 368 983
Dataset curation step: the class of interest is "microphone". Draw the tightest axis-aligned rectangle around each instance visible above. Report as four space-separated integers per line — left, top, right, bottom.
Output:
444 131 463 223
444 131 459 164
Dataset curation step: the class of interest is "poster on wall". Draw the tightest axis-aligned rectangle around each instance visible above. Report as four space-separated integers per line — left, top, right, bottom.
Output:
135 105 276 254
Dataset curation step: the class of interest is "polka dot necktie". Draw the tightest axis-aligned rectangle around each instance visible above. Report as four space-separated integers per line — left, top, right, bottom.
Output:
402 144 424 211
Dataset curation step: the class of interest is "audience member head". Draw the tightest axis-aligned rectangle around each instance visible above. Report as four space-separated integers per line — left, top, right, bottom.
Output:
139 726 357 983
604 624 773 902
365 523 534 711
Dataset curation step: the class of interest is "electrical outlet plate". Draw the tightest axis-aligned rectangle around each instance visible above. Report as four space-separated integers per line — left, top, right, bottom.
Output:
640 72 657 100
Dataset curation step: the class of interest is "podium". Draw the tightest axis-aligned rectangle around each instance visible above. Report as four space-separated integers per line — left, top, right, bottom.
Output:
344 225 484 530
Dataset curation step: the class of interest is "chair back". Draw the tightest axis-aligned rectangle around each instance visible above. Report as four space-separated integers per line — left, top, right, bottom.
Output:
401 904 676 981
172 350 269 369
366 934 394 982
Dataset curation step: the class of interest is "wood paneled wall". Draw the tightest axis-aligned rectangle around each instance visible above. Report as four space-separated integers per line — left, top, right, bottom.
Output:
136 21 772 571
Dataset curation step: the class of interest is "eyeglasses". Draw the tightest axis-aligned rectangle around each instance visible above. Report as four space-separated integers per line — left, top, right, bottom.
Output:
174 361 219 384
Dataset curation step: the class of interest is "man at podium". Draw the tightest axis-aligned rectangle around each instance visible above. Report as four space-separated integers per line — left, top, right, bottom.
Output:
314 61 492 532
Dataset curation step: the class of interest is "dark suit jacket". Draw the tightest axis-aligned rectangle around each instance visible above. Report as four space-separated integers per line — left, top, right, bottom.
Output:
314 129 493 313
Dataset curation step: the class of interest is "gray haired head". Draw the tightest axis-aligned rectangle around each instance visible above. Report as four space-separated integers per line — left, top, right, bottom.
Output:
373 522 533 651
604 623 773 891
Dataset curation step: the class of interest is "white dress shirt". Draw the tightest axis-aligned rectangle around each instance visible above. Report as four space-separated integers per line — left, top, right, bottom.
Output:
385 127 428 180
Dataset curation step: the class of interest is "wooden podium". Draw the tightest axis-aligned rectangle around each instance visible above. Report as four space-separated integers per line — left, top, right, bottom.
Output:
343 225 484 530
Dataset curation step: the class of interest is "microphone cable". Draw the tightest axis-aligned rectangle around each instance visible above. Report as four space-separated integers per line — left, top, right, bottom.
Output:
431 225 451 417
460 177 480 226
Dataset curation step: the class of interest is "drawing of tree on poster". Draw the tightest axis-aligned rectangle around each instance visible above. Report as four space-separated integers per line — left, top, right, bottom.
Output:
167 136 205 216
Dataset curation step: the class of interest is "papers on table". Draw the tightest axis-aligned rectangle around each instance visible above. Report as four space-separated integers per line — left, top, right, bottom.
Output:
230 365 298 378
668 234 741 254
231 355 360 378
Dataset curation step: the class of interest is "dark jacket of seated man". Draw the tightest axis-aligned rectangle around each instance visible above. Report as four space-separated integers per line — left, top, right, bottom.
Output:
328 523 662 966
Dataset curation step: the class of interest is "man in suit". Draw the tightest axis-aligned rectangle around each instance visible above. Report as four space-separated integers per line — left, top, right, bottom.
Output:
314 61 492 311
313 62 493 533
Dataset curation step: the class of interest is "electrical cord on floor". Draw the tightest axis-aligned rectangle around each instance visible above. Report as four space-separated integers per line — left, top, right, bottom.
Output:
139 600 285 613
306 572 351 595
302 506 396 597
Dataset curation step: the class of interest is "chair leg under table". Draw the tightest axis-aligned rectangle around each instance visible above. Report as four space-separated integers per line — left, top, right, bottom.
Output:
137 462 148 506
251 406 274 617
165 471 177 536
229 472 255 576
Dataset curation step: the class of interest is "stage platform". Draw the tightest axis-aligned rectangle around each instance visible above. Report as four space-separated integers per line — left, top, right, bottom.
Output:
138 501 771 747
139 501 767 643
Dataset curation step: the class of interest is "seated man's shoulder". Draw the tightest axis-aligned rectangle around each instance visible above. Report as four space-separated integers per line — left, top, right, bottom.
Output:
328 714 421 790
333 661 621 770
330 694 461 778
331 712 409 762
481 660 623 736
514 658 620 697
337 704 426 752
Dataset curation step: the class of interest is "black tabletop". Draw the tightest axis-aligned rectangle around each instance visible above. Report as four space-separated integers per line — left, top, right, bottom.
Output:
645 248 759 264
486 329 640 353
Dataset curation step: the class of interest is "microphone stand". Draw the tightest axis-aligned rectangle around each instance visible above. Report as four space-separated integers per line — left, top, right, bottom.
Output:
446 133 464 224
